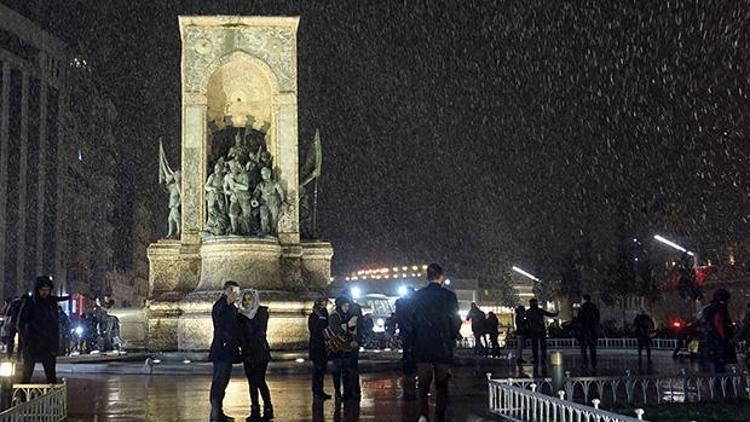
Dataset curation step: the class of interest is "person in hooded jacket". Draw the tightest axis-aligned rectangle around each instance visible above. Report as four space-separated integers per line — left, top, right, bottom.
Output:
17 276 71 384
308 297 332 400
328 295 358 401
238 289 273 421
703 288 733 373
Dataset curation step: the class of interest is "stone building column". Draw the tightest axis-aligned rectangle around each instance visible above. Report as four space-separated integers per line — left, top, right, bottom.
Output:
35 82 47 274
15 72 29 294
0 63 10 298
275 93 300 246
180 92 208 246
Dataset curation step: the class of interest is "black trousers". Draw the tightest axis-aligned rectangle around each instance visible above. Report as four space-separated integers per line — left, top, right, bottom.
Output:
488 334 500 357
312 359 327 395
637 337 652 362
417 362 450 422
530 337 547 363
581 340 597 368
243 360 271 408
210 362 233 418
21 352 56 384
331 352 358 399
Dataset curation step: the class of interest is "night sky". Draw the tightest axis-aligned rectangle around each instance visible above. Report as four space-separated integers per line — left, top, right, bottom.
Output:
32 1 750 277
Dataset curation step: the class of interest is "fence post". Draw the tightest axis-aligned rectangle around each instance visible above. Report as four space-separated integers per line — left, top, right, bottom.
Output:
635 408 645 420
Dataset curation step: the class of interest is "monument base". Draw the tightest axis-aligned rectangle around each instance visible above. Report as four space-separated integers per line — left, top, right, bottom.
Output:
143 238 333 352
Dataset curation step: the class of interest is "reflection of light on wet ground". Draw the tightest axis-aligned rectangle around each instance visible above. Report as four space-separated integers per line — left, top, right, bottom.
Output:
64 355 696 421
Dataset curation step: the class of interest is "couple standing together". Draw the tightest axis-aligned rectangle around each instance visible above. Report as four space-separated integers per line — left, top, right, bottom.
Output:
209 281 273 422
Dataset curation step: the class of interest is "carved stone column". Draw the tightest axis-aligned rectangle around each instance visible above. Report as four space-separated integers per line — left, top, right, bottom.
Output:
180 93 208 246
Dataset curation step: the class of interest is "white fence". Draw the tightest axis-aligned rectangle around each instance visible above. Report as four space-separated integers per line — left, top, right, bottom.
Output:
0 381 67 422
488 379 645 422
501 338 678 351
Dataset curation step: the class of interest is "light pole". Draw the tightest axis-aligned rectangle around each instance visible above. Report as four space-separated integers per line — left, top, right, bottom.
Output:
511 266 540 282
653 235 698 267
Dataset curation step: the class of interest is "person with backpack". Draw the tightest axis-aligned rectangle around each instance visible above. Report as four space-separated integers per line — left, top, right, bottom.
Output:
328 295 358 401
702 288 733 373
466 303 486 356
412 263 462 422
525 298 558 365
308 297 331 400
514 306 528 364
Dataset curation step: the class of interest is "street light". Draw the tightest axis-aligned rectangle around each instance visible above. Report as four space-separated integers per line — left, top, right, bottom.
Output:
653 235 695 256
350 286 361 300
512 266 540 282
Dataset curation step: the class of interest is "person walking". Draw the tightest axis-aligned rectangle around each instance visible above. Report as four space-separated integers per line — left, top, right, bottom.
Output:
395 287 416 400
238 289 273 421
412 264 462 422
514 306 528 364
486 312 500 358
466 303 486 356
209 281 242 422
525 298 558 365
633 307 654 366
328 296 358 401
308 297 332 400
577 294 601 372
702 288 733 373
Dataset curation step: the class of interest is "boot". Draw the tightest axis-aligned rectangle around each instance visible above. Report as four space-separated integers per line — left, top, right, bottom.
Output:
263 404 274 421
245 405 261 422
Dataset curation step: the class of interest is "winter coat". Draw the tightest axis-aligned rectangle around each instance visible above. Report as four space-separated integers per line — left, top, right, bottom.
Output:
486 314 499 336
466 307 486 335
395 295 414 340
308 307 329 362
238 306 271 364
209 295 242 363
329 309 357 354
576 302 601 342
703 301 732 340
525 307 557 338
515 312 528 336
17 295 63 358
633 314 654 338
412 283 461 364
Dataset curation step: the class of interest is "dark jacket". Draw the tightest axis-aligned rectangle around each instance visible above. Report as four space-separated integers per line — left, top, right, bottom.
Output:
209 295 241 363
395 295 414 340
515 311 528 336
633 314 654 338
17 294 66 358
308 307 329 362
577 301 601 341
525 307 557 338
238 306 271 364
704 301 732 340
486 314 499 336
412 283 461 364
329 309 357 354
466 306 486 335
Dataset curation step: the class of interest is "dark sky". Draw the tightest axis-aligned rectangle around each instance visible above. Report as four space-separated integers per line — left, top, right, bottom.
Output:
33 0 750 277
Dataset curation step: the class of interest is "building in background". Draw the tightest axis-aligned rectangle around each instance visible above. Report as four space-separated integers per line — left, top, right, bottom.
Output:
0 3 122 301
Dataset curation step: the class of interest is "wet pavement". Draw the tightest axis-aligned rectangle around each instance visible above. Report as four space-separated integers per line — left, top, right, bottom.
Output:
62 353 706 422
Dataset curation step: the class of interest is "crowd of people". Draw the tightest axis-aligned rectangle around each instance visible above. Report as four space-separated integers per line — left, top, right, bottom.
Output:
0 276 122 385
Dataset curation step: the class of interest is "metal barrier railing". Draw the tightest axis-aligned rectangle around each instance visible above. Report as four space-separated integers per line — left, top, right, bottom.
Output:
488 379 645 421
501 337 678 351
0 381 67 422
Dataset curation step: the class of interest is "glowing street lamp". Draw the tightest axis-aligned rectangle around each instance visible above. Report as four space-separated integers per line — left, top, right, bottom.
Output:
653 235 694 256
350 286 362 300
512 266 540 282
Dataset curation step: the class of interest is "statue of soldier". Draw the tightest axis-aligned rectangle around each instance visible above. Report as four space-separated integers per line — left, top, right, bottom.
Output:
253 167 285 236
206 159 227 214
223 160 252 235
227 131 249 166
166 171 181 238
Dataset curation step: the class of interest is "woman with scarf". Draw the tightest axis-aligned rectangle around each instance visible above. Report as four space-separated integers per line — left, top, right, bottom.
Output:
238 289 273 421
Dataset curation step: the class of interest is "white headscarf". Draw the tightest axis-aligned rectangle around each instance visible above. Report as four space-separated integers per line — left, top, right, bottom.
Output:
238 289 260 320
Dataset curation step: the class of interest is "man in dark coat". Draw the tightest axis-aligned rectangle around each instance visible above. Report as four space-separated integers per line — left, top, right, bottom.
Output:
17 276 70 383
308 297 331 400
633 308 655 365
577 294 601 371
395 287 416 400
486 312 500 358
209 281 241 422
412 264 461 422
525 298 558 365
703 288 733 373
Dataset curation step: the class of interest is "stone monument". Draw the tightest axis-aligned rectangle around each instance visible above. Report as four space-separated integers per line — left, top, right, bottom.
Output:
145 16 333 351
